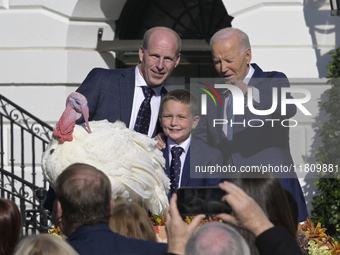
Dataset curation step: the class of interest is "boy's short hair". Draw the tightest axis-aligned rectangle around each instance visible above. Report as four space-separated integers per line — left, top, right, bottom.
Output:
160 89 198 117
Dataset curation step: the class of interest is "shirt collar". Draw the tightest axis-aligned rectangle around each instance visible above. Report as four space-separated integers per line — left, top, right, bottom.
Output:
243 64 255 85
167 134 191 154
135 66 163 96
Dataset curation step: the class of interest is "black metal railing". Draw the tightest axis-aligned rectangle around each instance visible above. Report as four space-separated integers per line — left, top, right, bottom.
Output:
0 94 53 235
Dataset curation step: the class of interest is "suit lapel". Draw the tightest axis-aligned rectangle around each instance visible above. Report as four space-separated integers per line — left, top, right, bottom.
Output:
120 67 135 126
249 63 265 87
217 92 229 139
180 146 191 186
161 86 167 97
233 63 264 133
152 86 168 137
162 146 170 178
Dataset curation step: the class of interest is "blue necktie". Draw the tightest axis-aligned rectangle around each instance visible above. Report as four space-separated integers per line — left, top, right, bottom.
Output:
134 86 154 135
169 146 184 198
226 93 233 141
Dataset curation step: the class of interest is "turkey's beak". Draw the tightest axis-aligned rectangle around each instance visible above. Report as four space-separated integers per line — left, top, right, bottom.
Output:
81 105 92 133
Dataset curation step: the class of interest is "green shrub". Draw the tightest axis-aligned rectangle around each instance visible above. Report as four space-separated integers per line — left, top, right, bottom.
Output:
311 48 340 241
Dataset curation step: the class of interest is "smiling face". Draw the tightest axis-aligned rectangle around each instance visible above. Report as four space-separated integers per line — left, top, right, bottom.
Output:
138 29 180 88
211 35 251 81
160 100 199 145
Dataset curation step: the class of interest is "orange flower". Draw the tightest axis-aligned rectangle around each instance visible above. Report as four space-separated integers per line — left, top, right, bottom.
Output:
49 226 61 235
185 215 221 225
329 240 340 254
301 218 328 240
298 217 340 255
150 214 166 226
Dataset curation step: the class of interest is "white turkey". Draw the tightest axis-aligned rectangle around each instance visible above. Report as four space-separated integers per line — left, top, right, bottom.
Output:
41 92 170 215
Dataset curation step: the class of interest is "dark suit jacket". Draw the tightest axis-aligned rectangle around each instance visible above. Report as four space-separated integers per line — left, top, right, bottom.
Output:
67 223 167 255
162 138 224 197
255 226 303 255
194 63 308 221
43 67 165 211
76 67 166 137
195 63 297 169
165 226 302 255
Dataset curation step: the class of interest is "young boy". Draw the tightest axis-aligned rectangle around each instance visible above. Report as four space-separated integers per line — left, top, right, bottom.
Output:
159 89 224 198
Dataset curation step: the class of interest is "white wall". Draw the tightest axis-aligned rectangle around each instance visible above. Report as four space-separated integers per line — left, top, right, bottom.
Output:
221 0 339 212
0 0 121 121
224 0 338 78
0 0 339 213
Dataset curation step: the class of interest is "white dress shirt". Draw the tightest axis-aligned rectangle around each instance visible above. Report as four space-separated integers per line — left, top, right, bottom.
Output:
128 66 164 137
167 135 191 188
223 65 259 137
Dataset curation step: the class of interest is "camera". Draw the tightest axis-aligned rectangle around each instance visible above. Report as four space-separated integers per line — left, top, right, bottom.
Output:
176 186 232 216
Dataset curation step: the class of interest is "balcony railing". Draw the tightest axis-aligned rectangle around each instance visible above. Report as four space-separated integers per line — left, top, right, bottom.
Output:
0 94 53 235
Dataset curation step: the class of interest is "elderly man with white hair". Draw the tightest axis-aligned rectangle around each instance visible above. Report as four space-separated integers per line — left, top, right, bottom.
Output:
165 181 303 255
185 222 250 255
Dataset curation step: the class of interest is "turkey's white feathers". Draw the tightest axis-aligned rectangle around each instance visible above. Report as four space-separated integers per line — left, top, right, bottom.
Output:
41 120 170 215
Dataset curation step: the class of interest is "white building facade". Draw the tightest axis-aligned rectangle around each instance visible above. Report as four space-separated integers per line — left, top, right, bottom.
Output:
0 0 339 212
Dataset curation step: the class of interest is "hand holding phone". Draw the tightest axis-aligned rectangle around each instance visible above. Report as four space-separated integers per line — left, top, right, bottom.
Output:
176 187 232 216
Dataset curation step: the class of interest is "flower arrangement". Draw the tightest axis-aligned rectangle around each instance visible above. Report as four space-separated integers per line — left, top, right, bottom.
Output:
48 226 67 240
149 214 221 226
298 217 340 255
149 213 222 243
149 215 167 242
184 214 222 225
49 226 62 236
149 214 166 226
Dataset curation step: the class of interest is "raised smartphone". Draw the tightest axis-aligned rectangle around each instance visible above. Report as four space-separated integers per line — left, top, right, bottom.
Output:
176 186 232 216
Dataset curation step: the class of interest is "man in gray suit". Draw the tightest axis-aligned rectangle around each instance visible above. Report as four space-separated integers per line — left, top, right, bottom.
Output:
194 27 308 221
55 163 167 255
76 26 181 137
43 27 181 212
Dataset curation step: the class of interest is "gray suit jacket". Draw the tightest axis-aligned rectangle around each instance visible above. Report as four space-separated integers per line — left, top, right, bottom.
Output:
76 67 166 137
194 63 308 221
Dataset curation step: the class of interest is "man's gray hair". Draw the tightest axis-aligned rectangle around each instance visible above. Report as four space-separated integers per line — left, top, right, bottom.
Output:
185 222 250 255
209 27 251 55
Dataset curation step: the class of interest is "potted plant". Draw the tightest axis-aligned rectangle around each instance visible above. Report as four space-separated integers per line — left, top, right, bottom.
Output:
311 48 340 241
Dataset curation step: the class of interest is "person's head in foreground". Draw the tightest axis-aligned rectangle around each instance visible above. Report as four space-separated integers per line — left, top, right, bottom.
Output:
109 201 157 242
233 172 296 237
55 163 112 236
232 172 297 255
0 198 22 255
14 234 79 255
185 222 250 255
